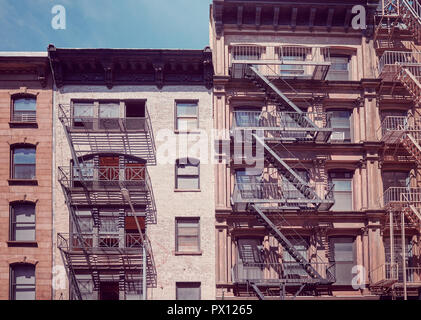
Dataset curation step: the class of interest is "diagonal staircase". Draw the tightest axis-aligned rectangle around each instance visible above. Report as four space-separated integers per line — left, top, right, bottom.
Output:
250 204 334 285
246 66 331 143
400 0 421 43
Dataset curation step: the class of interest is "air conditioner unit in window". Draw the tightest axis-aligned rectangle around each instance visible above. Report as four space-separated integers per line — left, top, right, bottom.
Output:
330 131 345 141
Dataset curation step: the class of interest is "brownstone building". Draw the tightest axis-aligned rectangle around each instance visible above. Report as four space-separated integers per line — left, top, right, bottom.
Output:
0 52 53 300
211 0 421 300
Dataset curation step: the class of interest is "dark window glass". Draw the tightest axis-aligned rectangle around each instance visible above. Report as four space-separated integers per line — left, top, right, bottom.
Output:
10 203 35 241
12 147 36 179
10 264 35 300
176 282 201 300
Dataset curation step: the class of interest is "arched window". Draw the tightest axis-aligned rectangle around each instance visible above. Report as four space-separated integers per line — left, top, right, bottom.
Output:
175 158 200 190
12 95 36 123
10 263 35 300
10 145 36 180
10 201 36 241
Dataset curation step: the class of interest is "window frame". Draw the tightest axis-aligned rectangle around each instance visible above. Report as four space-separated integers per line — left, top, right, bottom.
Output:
326 55 351 81
174 100 199 132
9 202 36 242
11 94 37 123
175 217 201 254
175 158 200 190
175 282 201 300
328 109 353 143
10 145 36 180
10 263 36 300
329 171 354 211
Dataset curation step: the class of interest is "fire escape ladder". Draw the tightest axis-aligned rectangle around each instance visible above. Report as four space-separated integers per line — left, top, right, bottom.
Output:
248 281 265 300
398 67 421 106
401 0 421 42
253 134 322 206
250 205 329 283
247 66 329 142
401 132 421 165
61 250 83 300
406 205 421 226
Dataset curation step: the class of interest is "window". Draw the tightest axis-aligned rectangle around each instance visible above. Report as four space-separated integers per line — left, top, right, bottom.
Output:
176 218 200 253
10 203 36 242
329 237 355 285
279 47 308 77
326 56 350 81
175 101 198 131
382 171 410 192
10 264 35 300
234 108 262 127
236 238 264 281
175 159 200 190
283 238 309 278
329 110 352 142
176 282 201 300
12 96 36 123
11 147 36 180
235 170 262 200
99 102 120 129
74 274 94 300
329 171 353 211
73 102 94 129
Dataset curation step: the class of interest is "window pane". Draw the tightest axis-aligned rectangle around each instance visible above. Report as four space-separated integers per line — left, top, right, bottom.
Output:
332 179 352 192
12 265 35 300
177 164 199 175
14 98 36 112
331 57 349 71
13 148 35 164
176 283 201 300
100 103 120 118
13 165 36 180
331 111 351 128
177 177 199 189
177 219 199 252
12 204 36 241
177 118 197 131
332 238 354 262
74 104 94 117
177 103 197 116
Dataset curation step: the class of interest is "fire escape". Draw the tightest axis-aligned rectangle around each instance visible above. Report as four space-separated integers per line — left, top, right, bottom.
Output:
229 45 336 299
57 103 157 300
372 0 421 298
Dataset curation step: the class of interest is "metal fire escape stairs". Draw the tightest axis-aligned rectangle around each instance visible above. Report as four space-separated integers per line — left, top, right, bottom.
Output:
234 64 335 299
57 104 155 299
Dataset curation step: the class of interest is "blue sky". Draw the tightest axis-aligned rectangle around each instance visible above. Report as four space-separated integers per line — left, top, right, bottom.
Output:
0 0 212 51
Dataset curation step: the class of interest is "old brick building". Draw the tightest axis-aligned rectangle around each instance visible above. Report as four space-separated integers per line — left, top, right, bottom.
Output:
48 46 215 300
0 52 53 300
211 0 421 300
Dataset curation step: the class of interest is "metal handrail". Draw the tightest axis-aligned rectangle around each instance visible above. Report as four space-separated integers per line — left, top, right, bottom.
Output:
57 233 146 250
382 187 421 207
58 104 151 132
231 111 332 130
379 51 421 75
232 262 335 284
58 165 149 184
232 182 330 203
370 263 399 285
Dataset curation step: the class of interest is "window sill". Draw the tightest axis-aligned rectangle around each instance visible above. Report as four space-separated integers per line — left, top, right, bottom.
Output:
7 241 38 248
8 179 38 186
174 189 201 193
9 122 38 129
175 251 202 256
